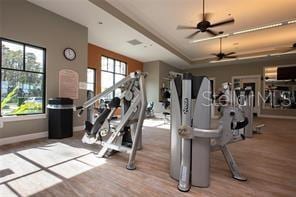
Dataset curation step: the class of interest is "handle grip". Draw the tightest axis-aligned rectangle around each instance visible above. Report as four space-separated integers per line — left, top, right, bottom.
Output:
76 106 83 110
76 106 84 117
231 117 249 130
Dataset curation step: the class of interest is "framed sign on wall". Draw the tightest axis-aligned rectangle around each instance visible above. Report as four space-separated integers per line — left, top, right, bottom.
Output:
59 69 79 99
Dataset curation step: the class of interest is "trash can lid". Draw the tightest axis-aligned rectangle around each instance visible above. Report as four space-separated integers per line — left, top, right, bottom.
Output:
48 97 73 105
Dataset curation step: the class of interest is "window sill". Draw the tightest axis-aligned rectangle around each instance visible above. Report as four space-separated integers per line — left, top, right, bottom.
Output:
0 114 47 122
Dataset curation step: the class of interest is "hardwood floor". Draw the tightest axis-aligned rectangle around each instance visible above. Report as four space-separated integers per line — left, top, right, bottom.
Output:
0 118 296 197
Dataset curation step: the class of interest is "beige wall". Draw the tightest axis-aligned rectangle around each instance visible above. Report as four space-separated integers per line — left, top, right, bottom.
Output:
143 61 160 107
0 0 88 138
187 56 296 116
159 61 181 90
0 1 3 36
144 61 181 113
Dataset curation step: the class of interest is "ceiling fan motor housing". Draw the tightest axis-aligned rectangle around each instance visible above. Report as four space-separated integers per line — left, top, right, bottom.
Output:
217 53 225 59
197 21 211 32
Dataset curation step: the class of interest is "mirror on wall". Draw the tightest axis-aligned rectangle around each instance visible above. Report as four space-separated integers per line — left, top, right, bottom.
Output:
264 65 296 110
232 76 260 114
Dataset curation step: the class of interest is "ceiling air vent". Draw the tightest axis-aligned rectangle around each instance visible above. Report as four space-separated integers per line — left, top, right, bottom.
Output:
127 39 143 46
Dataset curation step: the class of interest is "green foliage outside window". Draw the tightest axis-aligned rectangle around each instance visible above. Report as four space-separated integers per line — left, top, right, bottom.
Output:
1 39 45 116
1 86 18 109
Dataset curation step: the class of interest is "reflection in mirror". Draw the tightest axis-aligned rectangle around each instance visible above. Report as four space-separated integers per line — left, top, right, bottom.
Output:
264 65 296 110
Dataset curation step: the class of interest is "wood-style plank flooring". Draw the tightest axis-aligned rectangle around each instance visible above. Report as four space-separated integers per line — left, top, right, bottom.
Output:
0 118 296 197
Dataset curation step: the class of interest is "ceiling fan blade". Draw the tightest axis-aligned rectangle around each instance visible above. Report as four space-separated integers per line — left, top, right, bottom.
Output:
177 25 197 30
211 53 219 56
287 47 296 52
186 31 200 39
275 46 292 52
206 29 219 36
224 56 237 59
226 52 236 56
210 18 235 28
279 48 296 53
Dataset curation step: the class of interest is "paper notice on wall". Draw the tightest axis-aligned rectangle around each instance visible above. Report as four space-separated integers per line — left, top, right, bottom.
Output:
79 82 88 90
59 69 79 100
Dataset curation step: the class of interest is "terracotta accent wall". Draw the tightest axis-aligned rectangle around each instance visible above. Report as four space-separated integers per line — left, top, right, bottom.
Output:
88 43 143 94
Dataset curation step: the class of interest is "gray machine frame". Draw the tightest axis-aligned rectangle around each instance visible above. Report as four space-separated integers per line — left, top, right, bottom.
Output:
170 73 248 192
234 86 264 137
77 72 147 170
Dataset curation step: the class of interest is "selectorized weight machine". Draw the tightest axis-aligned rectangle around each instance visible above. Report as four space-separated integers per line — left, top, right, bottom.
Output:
170 73 249 192
76 72 147 170
233 86 264 137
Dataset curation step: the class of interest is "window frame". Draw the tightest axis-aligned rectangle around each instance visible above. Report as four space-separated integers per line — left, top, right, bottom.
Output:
101 56 127 98
87 67 96 93
0 37 46 117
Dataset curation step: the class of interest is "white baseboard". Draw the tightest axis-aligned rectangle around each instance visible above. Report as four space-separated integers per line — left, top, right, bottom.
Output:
73 125 85 132
258 114 296 119
0 125 85 146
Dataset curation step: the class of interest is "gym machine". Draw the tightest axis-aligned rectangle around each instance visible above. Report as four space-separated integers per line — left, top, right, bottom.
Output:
170 73 248 192
76 72 147 170
234 86 264 137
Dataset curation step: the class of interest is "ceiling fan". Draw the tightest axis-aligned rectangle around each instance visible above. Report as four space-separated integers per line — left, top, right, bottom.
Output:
212 38 237 60
177 0 235 39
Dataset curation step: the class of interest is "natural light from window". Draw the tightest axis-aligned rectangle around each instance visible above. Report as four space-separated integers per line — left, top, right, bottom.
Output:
0 142 107 196
101 56 126 100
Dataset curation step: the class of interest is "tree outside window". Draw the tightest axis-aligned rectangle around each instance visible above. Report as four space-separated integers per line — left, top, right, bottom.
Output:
0 39 46 116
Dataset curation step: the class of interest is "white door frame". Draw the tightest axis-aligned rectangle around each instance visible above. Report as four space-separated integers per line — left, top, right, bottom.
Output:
232 75 261 115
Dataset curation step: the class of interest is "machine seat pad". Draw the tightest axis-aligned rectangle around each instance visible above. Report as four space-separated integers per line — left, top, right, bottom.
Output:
109 97 121 108
87 108 111 135
231 118 249 130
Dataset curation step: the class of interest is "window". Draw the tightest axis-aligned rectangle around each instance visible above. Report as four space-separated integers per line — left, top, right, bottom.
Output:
101 56 126 100
0 38 46 116
87 68 96 92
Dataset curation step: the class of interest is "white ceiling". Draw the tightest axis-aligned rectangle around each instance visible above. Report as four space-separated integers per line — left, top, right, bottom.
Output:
106 0 296 60
28 0 189 68
28 0 296 69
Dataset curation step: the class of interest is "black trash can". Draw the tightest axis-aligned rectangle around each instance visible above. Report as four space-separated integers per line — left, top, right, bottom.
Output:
47 97 73 139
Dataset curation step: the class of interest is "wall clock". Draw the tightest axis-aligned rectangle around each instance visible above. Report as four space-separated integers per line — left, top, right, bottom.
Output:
63 48 76 61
